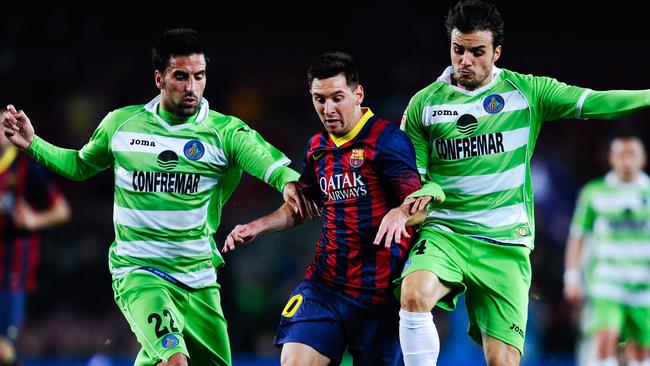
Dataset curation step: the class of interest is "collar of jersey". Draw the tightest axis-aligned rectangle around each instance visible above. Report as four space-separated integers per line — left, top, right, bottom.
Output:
157 105 198 125
329 108 373 148
0 146 18 173
605 171 650 188
437 65 503 96
145 95 210 131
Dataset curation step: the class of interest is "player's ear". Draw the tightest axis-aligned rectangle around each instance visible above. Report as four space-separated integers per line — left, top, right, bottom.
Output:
492 45 502 63
155 70 164 90
354 84 364 105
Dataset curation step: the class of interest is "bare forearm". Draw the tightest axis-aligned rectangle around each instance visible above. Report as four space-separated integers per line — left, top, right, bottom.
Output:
32 198 71 230
564 235 585 271
250 203 305 236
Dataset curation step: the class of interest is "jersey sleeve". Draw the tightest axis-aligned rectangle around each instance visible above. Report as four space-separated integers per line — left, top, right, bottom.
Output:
530 76 588 122
400 94 430 182
375 128 422 203
581 89 650 119
222 119 300 192
27 111 120 181
298 149 322 205
569 185 596 238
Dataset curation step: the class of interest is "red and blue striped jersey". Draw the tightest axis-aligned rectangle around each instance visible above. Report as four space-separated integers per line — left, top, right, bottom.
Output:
0 148 63 292
300 109 421 304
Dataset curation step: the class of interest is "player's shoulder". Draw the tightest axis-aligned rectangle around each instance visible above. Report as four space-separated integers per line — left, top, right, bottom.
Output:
306 130 328 149
410 81 447 104
105 104 147 123
203 110 249 132
581 177 607 196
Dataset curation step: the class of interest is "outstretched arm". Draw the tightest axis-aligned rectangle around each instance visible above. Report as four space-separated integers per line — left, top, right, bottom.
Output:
373 197 429 248
222 203 310 253
2 104 103 181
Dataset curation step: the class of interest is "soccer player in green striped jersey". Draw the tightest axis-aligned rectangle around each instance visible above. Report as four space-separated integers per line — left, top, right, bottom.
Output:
564 135 650 366
395 1 650 365
1 28 309 366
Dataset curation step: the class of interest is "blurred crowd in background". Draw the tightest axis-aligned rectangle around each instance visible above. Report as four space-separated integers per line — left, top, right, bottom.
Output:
1 2 649 364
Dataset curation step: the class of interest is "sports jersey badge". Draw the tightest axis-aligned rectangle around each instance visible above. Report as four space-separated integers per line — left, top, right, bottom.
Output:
349 148 364 168
184 140 205 161
161 334 179 349
483 94 505 114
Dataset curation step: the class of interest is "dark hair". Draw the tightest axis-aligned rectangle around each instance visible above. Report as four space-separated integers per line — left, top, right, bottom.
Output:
152 28 208 72
609 129 645 150
445 0 504 48
307 51 359 89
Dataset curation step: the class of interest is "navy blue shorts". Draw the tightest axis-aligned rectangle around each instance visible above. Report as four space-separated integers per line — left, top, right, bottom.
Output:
274 280 403 366
0 289 25 341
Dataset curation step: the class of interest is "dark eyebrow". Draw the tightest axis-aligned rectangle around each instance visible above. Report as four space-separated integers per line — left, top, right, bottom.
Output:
312 90 346 98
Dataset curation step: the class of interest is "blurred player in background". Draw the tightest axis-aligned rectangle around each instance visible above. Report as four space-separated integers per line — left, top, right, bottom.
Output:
1 28 309 366
397 1 650 365
224 51 442 366
0 127 70 366
565 134 650 366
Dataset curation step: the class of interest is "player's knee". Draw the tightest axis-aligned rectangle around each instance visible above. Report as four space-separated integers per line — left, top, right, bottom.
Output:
400 279 437 312
161 352 188 366
0 338 16 366
484 345 520 366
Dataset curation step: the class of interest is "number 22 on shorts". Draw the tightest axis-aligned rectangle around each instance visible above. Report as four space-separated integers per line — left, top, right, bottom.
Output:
281 294 303 318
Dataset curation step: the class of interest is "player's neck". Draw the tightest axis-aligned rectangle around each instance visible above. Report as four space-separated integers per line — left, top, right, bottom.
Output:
157 105 198 126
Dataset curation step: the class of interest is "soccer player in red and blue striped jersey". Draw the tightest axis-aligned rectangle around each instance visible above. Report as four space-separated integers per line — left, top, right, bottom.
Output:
0 130 70 365
224 52 432 366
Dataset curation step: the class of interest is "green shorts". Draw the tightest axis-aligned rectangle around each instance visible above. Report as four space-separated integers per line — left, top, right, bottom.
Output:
112 270 231 366
584 298 650 347
396 228 532 354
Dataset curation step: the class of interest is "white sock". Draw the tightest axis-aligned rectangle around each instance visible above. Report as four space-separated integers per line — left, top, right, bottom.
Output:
399 309 439 366
597 357 618 366
628 360 650 366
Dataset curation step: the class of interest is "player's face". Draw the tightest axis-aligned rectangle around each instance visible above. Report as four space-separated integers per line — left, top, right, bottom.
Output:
610 138 646 182
310 74 364 137
155 53 207 117
450 29 501 91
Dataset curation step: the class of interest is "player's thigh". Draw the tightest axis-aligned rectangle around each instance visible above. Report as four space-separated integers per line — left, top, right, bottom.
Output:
281 342 330 366
112 272 188 364
397 228 467 311
465 242 531 355
348 304 403 366
274 281 346 365
184 285 230 366
481 333 521 366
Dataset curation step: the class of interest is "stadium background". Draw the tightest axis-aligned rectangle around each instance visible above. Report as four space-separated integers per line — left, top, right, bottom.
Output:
1 2 649 365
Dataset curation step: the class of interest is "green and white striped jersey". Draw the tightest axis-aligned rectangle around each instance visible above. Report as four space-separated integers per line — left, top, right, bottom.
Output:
28 96 299 288
570 172 650 307
402 66 650 248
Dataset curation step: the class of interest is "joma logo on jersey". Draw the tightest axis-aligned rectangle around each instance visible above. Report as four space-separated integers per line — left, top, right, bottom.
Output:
431 109 459 117
130 138 156 147
319 172 368 201
510 323 524 338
